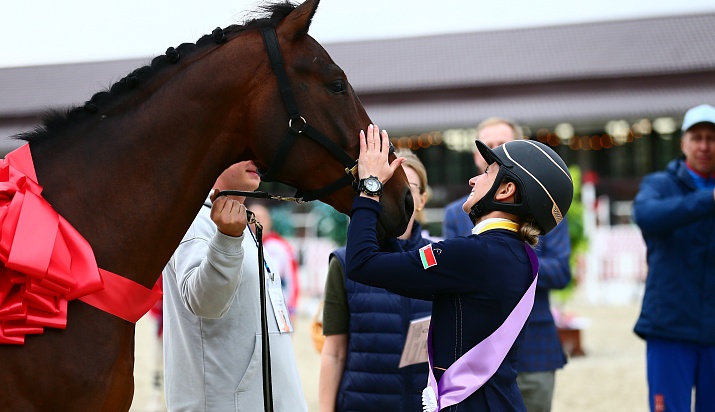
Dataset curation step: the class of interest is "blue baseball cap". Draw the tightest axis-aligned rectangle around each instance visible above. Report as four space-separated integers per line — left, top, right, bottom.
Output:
682 104 715 132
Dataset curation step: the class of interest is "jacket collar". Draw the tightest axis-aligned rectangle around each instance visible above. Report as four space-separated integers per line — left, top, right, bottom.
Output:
670 157 697 190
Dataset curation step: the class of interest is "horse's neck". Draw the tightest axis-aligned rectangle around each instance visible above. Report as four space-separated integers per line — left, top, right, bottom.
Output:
31 96 249 288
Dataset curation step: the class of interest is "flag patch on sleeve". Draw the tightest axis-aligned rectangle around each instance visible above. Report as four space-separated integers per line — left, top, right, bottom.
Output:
419 244 438 269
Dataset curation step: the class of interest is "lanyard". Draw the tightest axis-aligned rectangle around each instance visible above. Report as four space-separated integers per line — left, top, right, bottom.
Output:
248 225 274 280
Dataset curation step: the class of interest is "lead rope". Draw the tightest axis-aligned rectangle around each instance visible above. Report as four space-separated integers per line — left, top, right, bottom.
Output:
215 189 305 204
250 211 274 412
215 191 275 412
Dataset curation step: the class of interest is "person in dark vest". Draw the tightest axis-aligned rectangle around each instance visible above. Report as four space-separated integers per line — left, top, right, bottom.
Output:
346 124 573 411
319 149 435 411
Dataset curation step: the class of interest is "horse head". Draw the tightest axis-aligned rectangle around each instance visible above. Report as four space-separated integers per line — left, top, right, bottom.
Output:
239 0 413 238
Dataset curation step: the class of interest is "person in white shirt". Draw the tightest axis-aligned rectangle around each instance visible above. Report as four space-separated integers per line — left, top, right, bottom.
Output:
162 161 307 412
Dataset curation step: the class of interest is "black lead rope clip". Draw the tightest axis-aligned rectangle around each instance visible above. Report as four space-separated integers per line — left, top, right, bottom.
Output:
246 210 259 229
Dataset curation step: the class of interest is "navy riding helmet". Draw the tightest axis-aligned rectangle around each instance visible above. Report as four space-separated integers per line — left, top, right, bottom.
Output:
469 139 573 234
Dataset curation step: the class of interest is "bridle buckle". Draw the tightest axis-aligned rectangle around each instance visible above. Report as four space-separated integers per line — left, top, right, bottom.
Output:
288 116 307 134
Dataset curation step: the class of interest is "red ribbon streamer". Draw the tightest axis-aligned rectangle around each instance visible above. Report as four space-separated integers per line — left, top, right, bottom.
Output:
0 145 162 344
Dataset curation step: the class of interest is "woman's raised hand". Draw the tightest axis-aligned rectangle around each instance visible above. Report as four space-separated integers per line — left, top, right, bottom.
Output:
358 124 404 183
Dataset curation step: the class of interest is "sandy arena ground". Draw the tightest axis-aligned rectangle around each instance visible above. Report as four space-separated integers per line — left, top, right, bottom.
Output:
129 298 649 412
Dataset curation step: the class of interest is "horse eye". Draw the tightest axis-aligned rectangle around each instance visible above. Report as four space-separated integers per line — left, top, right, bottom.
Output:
329 80 346 94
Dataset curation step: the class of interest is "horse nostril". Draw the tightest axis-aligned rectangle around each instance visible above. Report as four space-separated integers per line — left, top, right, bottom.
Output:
404 190 414 217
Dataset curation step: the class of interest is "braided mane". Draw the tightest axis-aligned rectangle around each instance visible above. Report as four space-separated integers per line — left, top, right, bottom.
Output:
18 1 298 143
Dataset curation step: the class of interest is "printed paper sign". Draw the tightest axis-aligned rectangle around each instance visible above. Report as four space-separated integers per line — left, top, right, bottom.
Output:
399 315 431 368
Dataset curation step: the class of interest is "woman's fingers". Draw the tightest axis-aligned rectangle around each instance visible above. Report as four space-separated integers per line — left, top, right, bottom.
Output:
369 124 378 149
381 128 389 152
358 124 396 181
390 157 406 174
360 124 388 152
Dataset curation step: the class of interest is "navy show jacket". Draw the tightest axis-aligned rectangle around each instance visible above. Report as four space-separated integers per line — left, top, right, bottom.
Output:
346 197 533 411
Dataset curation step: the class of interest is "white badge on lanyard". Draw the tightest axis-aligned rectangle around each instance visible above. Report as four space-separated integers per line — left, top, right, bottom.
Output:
267 272 293 333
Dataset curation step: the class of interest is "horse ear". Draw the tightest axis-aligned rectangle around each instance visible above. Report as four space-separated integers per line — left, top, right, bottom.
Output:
278 0 320 41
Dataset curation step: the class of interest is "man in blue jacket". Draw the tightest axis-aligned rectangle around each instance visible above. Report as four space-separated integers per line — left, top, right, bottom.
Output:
443 117 572 412
633 103 715 412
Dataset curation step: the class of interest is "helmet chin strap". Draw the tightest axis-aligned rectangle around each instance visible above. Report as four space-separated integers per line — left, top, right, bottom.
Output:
467 205 483 226
468 168 530 226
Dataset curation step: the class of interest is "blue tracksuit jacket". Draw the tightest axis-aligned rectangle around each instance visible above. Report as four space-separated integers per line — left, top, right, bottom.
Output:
633 157 715 344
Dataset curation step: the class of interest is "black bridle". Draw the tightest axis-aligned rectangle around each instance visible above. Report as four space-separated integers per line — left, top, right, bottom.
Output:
257 25 360 202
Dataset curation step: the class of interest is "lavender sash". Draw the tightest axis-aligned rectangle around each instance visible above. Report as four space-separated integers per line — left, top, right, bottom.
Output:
425 244 539 411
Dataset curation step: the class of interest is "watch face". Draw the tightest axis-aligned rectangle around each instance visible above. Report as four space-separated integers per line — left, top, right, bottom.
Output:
365 178 380 192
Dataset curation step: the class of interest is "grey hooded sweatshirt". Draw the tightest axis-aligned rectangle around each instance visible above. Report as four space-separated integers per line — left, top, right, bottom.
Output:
162 199 307 411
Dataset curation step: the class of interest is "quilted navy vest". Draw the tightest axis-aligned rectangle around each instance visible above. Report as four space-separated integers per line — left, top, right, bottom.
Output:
333 223 433 411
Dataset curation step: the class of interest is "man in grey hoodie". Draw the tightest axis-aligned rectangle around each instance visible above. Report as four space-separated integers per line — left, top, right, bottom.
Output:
162 161 307 411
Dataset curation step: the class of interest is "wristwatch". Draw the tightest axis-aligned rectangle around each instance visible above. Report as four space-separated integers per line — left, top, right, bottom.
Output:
358 176 383 197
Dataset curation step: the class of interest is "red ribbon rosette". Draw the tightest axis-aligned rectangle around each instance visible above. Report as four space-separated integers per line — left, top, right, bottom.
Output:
0 145 161 344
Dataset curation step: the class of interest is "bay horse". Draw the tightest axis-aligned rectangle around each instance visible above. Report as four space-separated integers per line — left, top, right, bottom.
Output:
0 0 412 410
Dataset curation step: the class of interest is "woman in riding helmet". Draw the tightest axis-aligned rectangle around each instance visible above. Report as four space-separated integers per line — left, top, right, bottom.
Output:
346 124 573 411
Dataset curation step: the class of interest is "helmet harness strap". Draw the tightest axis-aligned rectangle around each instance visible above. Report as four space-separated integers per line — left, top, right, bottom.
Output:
468 167 530 225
